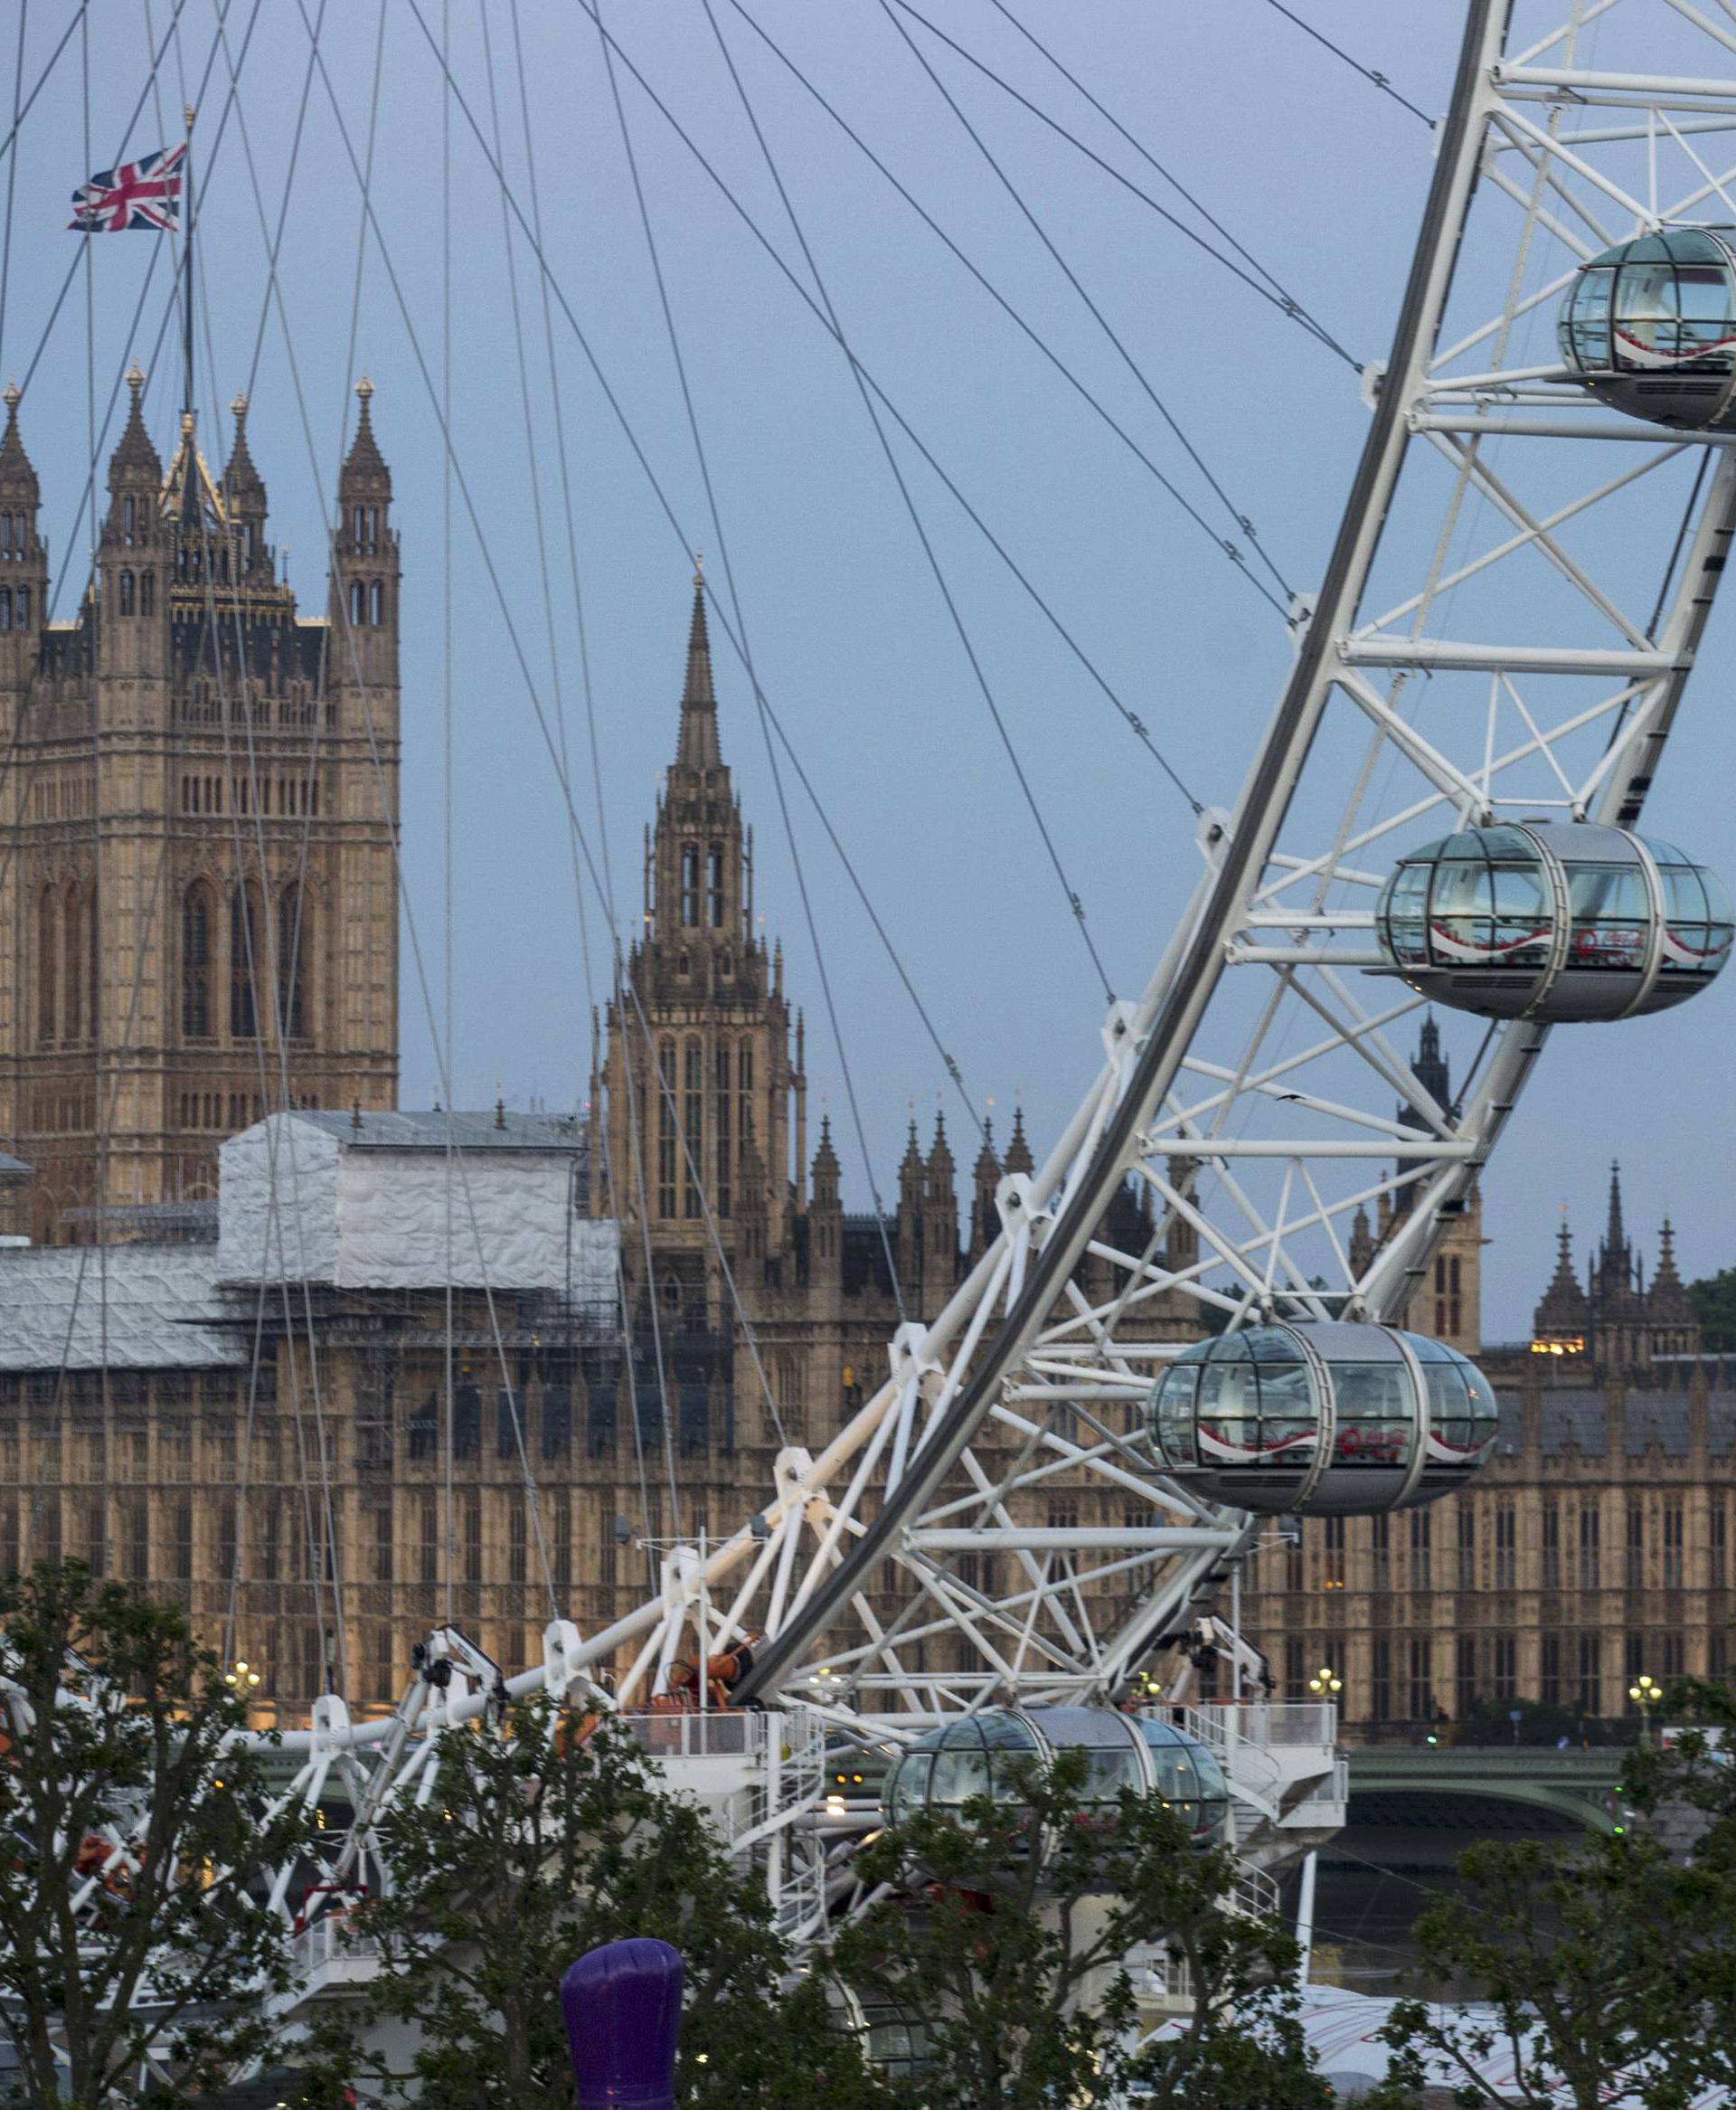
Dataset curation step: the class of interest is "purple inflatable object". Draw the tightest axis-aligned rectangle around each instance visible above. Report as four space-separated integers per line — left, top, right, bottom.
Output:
560 1937 684 2109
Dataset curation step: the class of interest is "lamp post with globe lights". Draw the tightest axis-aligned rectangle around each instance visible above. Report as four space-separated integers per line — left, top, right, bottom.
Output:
1628 1671 1661 1745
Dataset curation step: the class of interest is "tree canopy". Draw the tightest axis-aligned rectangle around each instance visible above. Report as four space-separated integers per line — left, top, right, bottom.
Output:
1686 1267 1736 1351
0 1559 309 2109
303 1697 884 2110
833 1745 1326 2110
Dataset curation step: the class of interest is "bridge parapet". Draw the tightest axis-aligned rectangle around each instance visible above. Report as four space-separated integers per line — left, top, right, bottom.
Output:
1345 1744 1626 1826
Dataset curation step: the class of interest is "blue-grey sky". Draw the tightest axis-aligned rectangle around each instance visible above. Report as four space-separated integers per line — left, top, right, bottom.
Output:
5 1 1731 1341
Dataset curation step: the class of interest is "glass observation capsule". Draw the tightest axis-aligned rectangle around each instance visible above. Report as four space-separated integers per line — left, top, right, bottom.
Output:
883 1706 1229 1847
1146 1321 1498 1517
1558 228 1736 430
1373 821 1731 1023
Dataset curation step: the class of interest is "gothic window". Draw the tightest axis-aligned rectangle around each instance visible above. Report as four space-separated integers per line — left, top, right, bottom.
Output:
369 580 384 626
714 1043 731 1218
1408 1636 1432 1721
1578 1503 1601 1591
122 495 136 544
454 1385 480 1460
1456 1506 1476 1589
1454 1634 1477 1717
706 844 723 926
1495 1503 1516 1588
230 885 259 1039
349 579 365 627
0 589 11 631
677 950 690 977
118 570 135 617
656 1040 677 1218
367 506 380 548
61 886 82 1042
36 885 55 1043
352 506 365 550
738 1043 754 1165
1409 1507 1431 1592
1 514 10 554
541 1386 571 1459
679 844 699 927
408 1396 436 1461
278 884 309 1039
1578 1629 1611 1713
137 574 151 617
683 1040 703 1220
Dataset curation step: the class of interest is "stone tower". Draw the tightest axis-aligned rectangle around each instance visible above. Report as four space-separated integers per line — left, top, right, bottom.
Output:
0 373 399 1241
589 570 806 1329
1373 1013 1485 1351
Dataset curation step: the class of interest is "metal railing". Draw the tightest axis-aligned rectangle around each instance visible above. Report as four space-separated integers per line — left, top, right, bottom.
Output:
623 1709 766 1761
290 1913 380 1992
1186 1700 1336 1748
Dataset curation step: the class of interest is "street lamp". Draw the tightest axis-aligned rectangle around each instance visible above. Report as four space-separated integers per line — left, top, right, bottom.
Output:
1307 1665 1343 1700
1628 1671 1661 1742
223 1659 263 1691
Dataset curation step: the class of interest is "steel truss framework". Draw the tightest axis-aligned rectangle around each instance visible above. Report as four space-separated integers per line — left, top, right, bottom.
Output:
42 0 1736 1973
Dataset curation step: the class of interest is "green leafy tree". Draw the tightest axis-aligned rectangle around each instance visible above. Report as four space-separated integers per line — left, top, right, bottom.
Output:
829 1747 1327 2110
1616 1678 1736 2105
307 1697 886 2110
1686 1268 1736 1352
1370 1831 1693 2110
0 1559 310 2109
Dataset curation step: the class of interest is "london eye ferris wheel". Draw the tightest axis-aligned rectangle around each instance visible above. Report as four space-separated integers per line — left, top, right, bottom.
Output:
11 0 1736 2000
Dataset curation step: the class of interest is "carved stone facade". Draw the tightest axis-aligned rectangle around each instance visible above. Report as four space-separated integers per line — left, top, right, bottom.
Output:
0 376 399 1242
1523 1162 1700 1381
586 576 1205 1465
1241 1373 1736 1740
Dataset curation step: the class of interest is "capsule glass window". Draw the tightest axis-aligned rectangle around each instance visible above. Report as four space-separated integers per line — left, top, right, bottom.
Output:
1656 852 1735 979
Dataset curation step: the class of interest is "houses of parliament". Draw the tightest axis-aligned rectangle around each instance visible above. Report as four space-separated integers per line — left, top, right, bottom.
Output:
0 382 1728 1736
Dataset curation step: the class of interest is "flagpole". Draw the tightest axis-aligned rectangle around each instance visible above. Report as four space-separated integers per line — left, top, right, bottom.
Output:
181 104 195 427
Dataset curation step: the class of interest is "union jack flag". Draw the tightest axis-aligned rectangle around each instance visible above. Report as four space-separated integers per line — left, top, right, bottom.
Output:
68 144 184 232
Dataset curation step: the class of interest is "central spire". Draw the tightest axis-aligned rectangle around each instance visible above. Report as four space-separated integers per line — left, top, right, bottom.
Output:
675 558 721 771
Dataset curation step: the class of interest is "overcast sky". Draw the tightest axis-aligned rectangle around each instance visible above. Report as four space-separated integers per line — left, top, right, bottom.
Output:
4 0 1731 1342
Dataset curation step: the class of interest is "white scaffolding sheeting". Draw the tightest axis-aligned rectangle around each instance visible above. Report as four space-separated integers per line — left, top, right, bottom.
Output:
0 1246 242 1370
217 1112 617 1296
